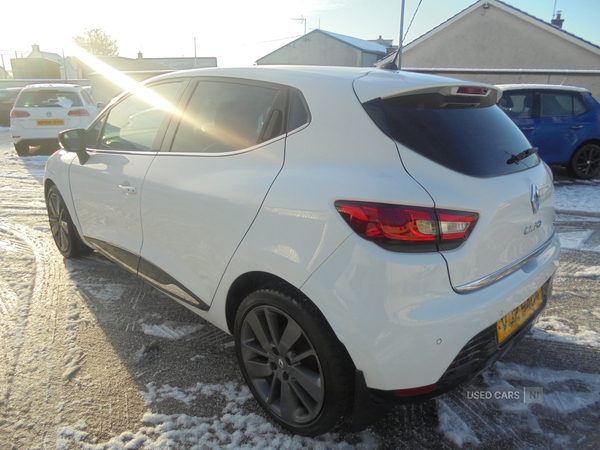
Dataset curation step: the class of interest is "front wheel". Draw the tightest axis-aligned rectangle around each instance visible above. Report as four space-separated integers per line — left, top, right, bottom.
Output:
568 143 600 179
234 289 354 436
46 186 93 258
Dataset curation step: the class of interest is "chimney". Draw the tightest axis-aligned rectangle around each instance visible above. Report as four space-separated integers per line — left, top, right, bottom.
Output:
551 11 564 28
32 44 40 53
137 51 143 59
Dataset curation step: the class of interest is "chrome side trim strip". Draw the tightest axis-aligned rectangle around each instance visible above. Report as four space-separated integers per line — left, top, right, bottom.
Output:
454 231 557 294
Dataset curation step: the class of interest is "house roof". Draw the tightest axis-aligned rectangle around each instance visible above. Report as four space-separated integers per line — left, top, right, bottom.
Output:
257 29 387 63
403 0 600 56
317 30 387 54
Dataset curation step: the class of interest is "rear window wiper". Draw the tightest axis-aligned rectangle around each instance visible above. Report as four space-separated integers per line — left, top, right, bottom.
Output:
506 147 538 165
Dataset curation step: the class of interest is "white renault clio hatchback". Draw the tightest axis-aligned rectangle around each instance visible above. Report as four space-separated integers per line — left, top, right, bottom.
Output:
44 67 559 436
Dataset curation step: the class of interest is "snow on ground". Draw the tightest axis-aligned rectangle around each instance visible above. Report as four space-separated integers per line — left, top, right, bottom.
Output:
554 179 600 214
56 380 377 449
558 230 595 250
531 316 600 348
140 321 204 340
487 362 600 414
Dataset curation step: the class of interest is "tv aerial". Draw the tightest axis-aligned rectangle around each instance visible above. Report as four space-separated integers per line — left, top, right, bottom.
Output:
292 16 307 35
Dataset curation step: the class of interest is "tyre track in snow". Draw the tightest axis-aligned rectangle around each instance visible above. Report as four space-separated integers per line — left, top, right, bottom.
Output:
0 150 146 447
0 219 70 447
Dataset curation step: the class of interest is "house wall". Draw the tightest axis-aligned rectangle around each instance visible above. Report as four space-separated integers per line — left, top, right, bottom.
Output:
402 3 600 70
257 33 365 67
404 68 600 101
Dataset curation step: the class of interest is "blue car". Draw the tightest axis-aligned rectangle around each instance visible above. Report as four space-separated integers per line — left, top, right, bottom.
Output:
498 84 600 179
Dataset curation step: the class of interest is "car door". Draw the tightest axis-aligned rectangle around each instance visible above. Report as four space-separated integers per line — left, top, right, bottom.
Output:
533 90 593 164
138 79 288 309
69 80 186 272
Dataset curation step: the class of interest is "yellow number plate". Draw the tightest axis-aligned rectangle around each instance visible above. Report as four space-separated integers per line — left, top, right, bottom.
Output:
37 119 65 126
497 288 543 344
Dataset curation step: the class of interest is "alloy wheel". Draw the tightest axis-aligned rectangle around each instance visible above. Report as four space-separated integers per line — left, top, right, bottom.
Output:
47 191 71 253
239 305 325 425
572 144 600 179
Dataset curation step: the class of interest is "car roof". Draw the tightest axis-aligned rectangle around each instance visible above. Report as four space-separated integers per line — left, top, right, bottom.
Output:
147 66 500 103
497 84 590 94
21 84 84 91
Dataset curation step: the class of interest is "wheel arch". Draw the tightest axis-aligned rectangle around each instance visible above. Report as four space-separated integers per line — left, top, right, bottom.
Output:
44 178 57 197
225 271 306 335
573 138 600 154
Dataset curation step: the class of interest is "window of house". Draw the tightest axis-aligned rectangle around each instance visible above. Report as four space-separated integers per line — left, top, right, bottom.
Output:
98 82 183 151
170 81 280 153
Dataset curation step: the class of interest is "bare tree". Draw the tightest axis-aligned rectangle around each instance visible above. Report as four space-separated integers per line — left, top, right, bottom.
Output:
72 29 119 56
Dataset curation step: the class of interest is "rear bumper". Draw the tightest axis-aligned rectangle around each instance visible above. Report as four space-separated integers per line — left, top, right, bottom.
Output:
11 127 63 143
301 232 560 392
364 276 552 406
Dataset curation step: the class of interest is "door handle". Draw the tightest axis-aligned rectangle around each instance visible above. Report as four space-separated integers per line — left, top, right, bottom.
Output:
570 125 583 130
520 127 534 131
118 185 137 195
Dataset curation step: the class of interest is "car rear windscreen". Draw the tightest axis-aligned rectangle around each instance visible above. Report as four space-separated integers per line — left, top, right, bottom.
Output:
15 90 83 108
363 93 539 177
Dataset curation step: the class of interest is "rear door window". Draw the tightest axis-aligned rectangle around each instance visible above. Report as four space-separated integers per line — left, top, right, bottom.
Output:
540 92 589 117
498 92 534 119
170 80 282 153
363 92 539 177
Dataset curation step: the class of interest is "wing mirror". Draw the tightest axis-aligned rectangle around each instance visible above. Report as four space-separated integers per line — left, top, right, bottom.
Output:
58 128 89 164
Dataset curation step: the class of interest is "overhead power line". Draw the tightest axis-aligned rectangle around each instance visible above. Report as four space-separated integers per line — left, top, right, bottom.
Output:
403 0 424 43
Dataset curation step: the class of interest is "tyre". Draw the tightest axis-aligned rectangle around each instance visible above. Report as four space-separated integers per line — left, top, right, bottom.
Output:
234 289 354 436
14 142 29 157
568 143 600 179
46 186 93 258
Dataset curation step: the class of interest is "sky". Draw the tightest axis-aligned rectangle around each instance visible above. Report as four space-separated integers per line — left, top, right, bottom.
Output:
1 0 599 71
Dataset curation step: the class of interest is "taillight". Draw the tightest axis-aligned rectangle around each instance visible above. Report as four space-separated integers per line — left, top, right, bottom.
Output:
10 110 30 118
335 201 478 252
68 109 90 117
456 86 488 95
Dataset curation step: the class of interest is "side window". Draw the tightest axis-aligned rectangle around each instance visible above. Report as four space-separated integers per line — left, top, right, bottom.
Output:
86 118 104 148
170 81 279 153
573 95 588 116
498 92 533 119
540 92 585 117
99 82 182 151
289 89 310 131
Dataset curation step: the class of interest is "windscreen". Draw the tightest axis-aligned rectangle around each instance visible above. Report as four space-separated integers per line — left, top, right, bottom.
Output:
15 90 83 108
363 93 540 177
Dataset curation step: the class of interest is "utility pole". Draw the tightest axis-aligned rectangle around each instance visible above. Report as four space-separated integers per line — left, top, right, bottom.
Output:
397 0 405 69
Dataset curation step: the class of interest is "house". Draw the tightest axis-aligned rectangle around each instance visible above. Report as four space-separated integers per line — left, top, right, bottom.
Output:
74 53 217 79
11 45 82 80
134 52 217 71
74 53 217 103
379 0 600 97
256 29 387 67
369 36 398 55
